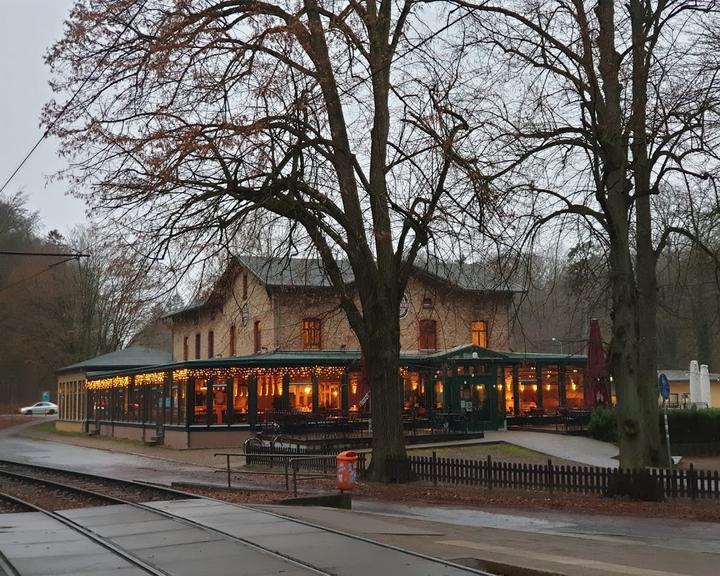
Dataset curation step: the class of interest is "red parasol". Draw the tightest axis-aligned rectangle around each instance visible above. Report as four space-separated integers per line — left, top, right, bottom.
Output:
584 318 610 408
586 319 609 407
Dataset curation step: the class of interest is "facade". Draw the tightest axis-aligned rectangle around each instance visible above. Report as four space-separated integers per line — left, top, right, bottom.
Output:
59 257 589 448
169 256 515 361
84 346 587 448
55 347 172 432
660 369 720 408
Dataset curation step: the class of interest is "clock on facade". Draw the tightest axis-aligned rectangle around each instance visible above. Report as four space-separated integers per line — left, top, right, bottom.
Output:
399 293 409 319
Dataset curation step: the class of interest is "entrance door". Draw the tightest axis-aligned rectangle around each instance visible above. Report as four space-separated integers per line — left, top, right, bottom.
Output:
445 373 497 431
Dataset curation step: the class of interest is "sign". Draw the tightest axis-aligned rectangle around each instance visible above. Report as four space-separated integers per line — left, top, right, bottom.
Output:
41 391 50 402
399 293 409 319
658 373 670 401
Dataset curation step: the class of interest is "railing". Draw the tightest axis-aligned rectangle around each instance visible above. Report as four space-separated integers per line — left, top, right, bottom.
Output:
213 444 367 491
387 453 720 500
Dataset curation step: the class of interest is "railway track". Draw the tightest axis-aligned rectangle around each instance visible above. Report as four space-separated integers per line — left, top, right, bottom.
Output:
0 460 495 576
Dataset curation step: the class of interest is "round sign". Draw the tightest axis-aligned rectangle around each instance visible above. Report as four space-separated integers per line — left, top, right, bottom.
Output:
399 293 409 319
658 373 670 401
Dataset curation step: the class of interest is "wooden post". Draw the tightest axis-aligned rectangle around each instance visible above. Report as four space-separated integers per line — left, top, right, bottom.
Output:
547 458 554 494
432 450 438 486
487 455 493 490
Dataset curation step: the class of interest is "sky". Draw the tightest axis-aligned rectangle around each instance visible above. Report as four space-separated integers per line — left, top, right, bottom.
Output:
0 0 84 236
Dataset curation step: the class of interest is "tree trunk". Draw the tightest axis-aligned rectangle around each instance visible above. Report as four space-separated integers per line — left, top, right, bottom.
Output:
362 305 411 483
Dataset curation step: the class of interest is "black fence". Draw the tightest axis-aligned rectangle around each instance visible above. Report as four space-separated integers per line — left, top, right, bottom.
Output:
387 454 720 500
244 443 367 473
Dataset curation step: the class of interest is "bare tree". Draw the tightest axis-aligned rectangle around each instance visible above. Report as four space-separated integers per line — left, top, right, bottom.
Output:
45 1 496 481
456 0 720 467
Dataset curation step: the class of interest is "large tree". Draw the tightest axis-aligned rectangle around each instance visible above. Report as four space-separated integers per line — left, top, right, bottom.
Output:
458 0 720 467
45 1 492 480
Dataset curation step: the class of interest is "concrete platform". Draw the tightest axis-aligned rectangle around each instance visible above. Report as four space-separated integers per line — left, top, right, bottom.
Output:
1 500 483 576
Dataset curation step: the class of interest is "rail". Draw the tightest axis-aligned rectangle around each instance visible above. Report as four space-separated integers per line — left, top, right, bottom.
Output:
215 451 341 493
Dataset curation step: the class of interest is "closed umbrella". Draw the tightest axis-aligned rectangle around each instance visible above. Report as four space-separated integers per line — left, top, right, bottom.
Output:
586 319 609 408
689 360 701 404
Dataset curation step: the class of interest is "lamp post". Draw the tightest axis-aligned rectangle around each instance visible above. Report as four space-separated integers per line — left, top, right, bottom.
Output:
551 337 563 354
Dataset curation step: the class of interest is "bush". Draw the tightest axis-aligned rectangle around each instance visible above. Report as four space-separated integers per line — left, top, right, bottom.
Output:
604 469 664 501
663 408 720 444
588 407 618 443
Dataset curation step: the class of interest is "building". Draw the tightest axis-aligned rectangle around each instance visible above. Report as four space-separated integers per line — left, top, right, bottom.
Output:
55 347 172 432
168 256 517 360
659 369 720 408
59 256 588 448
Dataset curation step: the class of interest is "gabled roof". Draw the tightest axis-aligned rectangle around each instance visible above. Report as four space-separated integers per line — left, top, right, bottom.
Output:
414 257 524 293
56 346 172 375
165 255 521 319
239 255 354 288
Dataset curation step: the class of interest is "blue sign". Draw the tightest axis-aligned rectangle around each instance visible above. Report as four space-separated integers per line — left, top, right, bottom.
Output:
658 373 670 401
41 390 50 402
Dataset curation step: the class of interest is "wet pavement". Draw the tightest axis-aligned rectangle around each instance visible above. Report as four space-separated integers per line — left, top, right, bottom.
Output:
1 427 718 575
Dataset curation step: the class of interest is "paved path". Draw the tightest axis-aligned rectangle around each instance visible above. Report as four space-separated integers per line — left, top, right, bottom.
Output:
404 430 619 468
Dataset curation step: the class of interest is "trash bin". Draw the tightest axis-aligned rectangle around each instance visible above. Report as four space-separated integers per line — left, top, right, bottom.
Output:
336 451 358 491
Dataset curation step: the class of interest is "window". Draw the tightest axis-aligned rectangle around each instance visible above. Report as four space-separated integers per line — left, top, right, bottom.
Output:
422 296 433 309
418 319 437 350
253 321 261 353
183 336 189 361
229 325 236 356
208 330 214 358
195 333 201 359
302 318 322 350
471 321 488 347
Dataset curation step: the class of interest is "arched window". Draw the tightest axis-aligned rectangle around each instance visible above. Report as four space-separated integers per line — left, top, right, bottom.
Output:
194 333 201 359
302 318 322 350
471 321 488 348
418 319 437 350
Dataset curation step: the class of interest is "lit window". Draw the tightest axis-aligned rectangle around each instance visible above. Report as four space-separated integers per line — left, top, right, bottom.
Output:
471 321 488 348
302 318 322 350
419 319 437 350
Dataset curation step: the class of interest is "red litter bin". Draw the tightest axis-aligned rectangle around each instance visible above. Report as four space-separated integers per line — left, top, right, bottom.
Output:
336 451 358 491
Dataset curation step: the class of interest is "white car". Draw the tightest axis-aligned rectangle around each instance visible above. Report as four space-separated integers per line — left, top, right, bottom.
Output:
20 402 58 415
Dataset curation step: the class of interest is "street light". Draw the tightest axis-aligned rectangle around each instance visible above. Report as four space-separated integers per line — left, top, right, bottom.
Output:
551 337 563 354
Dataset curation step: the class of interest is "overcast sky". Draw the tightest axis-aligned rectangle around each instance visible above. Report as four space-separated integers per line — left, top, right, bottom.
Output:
0 0 84 236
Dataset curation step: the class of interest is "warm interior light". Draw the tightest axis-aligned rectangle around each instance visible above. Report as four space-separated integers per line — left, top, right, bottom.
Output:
351 383 358 394
304 386 312 395
532 384 538 392
332 389 338 397
519 384 525 392
545 384 551 391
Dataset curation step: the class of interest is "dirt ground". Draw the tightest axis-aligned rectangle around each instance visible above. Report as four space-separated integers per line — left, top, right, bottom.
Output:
13 420 720 523
0 415 29 430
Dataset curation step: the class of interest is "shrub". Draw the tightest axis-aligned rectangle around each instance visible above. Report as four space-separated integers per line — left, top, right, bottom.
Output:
663 408 720 444
604 469 664 501
588 407 618 443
